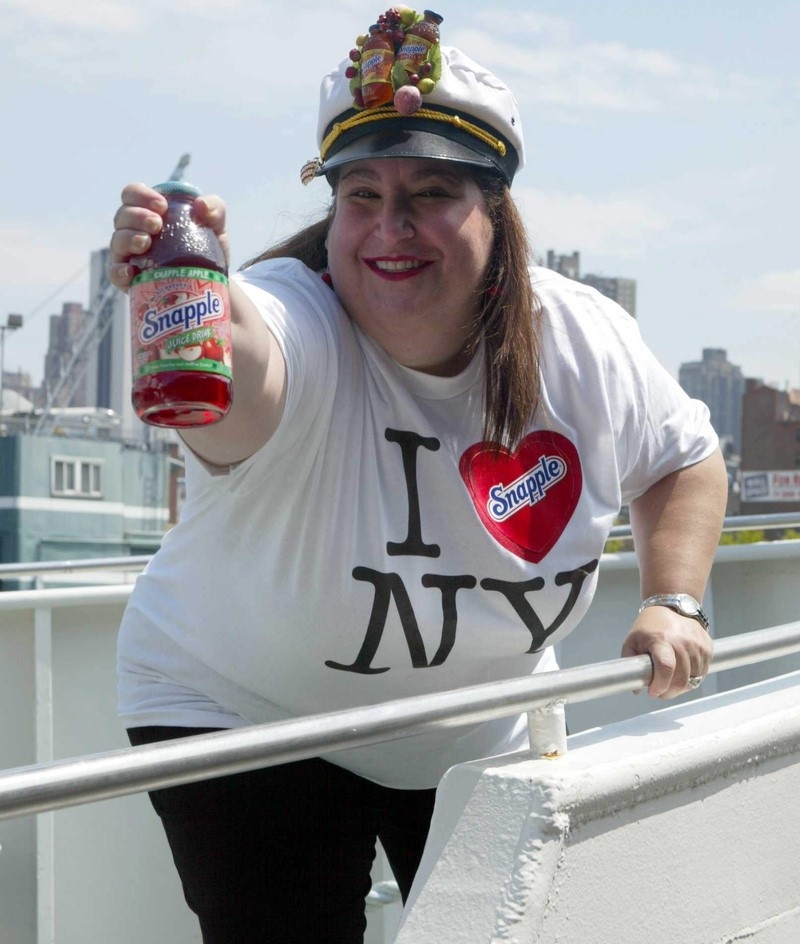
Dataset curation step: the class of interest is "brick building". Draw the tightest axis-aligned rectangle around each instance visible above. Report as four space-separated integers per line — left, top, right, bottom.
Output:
740 379 800 514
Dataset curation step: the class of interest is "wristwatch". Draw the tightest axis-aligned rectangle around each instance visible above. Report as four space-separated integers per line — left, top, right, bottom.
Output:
638 593 710 631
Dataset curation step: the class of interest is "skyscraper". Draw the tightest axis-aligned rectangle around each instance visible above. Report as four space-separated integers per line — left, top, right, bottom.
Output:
43 302 91 407
545 250 580 281
678 349 745 455
543 250 637 318
579 274 637 320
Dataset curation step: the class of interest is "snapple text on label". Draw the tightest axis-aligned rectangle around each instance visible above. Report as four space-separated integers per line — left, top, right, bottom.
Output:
129 266 232 380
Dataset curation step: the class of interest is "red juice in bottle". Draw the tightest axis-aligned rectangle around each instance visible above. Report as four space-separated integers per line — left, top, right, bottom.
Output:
360 25 396 107
129 180 233 428
396 10 442 76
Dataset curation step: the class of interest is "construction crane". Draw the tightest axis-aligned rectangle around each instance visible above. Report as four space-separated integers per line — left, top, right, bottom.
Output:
169 153 191 181
33 279 119 435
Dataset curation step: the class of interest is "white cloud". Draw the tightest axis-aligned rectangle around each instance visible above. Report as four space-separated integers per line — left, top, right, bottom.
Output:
0 0 140 31
516 185 686 259
0 223 93 304
735 271 800 314
451 12 769 115
512 155 779 264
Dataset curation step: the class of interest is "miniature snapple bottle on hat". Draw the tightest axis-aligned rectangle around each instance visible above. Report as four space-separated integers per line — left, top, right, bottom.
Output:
357 22 396 107
128 159 233 428
396 9 443 83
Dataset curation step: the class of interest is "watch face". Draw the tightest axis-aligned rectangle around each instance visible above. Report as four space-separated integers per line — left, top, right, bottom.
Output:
678 595 699 615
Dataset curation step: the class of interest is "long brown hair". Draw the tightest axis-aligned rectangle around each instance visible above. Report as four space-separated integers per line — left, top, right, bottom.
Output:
242 171 541 449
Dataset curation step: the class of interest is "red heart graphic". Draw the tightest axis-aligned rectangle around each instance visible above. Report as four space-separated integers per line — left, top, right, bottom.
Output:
459 431 582 563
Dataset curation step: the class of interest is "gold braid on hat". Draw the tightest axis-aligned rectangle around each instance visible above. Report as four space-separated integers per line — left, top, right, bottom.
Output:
322 105 507 161
301 105 508 185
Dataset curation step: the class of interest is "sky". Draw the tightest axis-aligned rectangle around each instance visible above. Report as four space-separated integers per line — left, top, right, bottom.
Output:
1 0 799 388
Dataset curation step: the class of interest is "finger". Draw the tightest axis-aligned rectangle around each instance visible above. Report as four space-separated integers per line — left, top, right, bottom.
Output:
194 194 231 266
194 194 226 234
109 261 134 291
110 228 154 265
113 203 164 236
120 182 168 213
646 640 680 699
685 641 714 692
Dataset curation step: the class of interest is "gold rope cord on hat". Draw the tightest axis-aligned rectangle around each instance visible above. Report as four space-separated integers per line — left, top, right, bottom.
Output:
319 105 508 162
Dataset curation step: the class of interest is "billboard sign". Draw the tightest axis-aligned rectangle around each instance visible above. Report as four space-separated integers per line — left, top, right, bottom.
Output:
741 470 800 503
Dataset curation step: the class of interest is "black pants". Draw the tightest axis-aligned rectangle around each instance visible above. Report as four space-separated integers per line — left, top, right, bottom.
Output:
128 726 437 944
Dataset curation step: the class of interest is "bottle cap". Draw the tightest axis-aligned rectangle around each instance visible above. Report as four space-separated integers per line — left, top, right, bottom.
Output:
153 180 202 197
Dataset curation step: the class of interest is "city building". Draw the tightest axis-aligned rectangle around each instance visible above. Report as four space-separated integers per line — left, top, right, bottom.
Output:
543 250 637 318
43 301 92 408
0 369 41 409
0 430 178 572
679 348 746 456
545 250 580 281
579 273 637 320
739 379 800 515
0 248 181 569
33 247 173 448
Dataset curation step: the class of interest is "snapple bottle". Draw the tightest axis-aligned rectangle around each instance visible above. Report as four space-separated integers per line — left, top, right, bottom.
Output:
396 10 443 75
360 25 395 107
129 180 233 428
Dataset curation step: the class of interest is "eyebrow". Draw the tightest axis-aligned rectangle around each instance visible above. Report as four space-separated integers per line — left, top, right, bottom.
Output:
338 165 466 186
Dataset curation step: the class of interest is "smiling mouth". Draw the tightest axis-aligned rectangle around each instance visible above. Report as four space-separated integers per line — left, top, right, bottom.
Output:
367 258 431 279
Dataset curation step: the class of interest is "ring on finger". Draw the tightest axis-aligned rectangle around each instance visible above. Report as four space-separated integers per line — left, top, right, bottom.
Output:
686 675 704 690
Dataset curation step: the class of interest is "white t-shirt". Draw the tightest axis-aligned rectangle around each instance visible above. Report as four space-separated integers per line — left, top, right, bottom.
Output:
117 260 718 788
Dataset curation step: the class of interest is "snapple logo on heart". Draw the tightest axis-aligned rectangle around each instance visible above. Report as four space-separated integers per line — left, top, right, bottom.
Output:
459 431 582 563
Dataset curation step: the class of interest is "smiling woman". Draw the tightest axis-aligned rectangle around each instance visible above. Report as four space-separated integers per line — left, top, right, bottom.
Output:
106 6 727 943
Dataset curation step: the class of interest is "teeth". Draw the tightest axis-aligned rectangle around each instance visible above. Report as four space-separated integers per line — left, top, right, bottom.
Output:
374 259 424 272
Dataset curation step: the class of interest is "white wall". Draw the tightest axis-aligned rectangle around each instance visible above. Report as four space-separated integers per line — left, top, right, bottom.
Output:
397 671 800 943
0 592 393 944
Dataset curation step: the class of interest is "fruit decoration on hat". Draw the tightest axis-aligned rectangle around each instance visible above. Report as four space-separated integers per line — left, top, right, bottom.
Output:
300 8 444 184
348 8 443 115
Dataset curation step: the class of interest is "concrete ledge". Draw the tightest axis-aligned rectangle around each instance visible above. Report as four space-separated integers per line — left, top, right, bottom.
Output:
397 672 800 943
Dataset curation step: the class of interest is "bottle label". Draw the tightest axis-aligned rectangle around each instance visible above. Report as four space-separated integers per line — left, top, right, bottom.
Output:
397 37 434 64
129 267 232 381
361 48 394 86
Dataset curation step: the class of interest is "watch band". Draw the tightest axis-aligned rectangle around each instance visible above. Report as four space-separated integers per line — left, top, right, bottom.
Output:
638 593 710 631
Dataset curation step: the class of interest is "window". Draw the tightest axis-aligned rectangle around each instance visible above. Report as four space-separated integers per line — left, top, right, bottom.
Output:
52 457 103 498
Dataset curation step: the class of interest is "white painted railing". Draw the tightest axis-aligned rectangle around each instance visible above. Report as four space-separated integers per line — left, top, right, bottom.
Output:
1 621 800 821
2 523 800 944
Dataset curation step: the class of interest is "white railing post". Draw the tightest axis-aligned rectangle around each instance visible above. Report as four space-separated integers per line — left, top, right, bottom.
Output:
34 603 55 944
527 701 568 757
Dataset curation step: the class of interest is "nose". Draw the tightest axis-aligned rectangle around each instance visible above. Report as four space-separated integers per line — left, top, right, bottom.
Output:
375 196 415 242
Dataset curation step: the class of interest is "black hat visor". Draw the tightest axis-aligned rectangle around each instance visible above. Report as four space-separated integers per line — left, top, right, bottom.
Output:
317 111 518 185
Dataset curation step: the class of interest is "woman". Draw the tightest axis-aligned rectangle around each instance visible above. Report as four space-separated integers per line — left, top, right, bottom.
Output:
110 12 727 943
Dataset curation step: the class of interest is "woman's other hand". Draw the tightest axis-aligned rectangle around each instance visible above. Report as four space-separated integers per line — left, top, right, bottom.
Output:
621 606 713 699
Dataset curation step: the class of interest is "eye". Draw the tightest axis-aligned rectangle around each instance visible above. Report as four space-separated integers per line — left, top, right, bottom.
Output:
345 187 380 200
417 187 451 199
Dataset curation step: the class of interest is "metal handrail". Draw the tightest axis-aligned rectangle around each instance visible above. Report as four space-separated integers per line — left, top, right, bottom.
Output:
0 513 797 580
0 555 151 580
608 511 800 539
1 620 798 823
